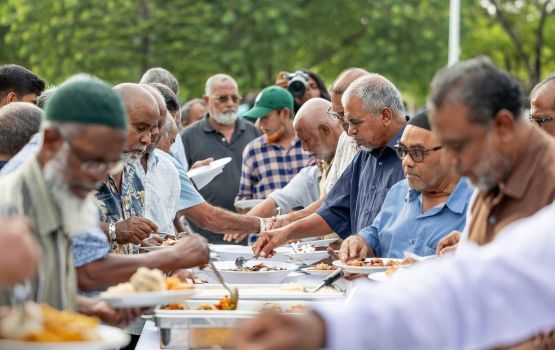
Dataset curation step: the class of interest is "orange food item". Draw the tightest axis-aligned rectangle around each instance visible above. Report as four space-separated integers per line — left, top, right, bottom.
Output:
26 304 100 342
165 276 195 291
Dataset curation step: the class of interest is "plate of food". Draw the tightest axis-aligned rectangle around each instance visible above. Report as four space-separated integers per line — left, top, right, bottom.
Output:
332 258 405 274
301 263 340 276
210 244 293 263
100 267 195 308
187 157 231 190
0 302 130 350
285 242 330 264
199 261 298 284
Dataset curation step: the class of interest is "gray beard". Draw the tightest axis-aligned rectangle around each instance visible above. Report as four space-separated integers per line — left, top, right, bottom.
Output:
212 111 237 125
43 144 100 237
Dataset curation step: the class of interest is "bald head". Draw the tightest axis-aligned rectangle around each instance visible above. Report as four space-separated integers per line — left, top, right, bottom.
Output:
530 76 555 137
294 98 342 161
113 83 159 161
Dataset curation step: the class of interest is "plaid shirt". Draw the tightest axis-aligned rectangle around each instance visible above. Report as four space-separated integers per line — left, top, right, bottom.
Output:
236 136 311 200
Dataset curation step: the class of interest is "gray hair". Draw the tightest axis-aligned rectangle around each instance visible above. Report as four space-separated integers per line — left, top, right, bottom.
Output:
37 86 57 110
181 98 205 123
0 102 42 156
530 73 555 108
162 112 175 138
342 74 404 117
140 67 179 96
204 74 237 96
427 56 525 125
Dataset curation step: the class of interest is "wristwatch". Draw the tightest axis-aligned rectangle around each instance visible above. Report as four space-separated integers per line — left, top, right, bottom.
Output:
108 221 117 248
258 217 266 233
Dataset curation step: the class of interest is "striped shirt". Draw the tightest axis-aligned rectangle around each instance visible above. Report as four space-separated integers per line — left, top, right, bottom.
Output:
236 136 311 200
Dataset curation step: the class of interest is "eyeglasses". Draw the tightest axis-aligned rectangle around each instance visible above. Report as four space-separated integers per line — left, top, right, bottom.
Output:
212 94 241 104
393 144 443 163
326 106 345 122
65 138 124 175
529 115 555 128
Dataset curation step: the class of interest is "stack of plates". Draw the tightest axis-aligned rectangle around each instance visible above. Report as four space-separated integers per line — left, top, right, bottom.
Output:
186 157 231 189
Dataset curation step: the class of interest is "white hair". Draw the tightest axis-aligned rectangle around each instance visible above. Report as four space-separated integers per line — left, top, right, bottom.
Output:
204 74 238 96
162 112 175 137
342 74 404 117
140 67 179 95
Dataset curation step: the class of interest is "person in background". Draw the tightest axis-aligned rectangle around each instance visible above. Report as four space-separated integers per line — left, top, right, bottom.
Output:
0 64 45 107
275 68 330 112
529 74 555 137
181 74 259 244
0 103 42 170
181 98 207 128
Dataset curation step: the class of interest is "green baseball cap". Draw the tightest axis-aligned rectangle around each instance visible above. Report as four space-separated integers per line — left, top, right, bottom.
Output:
244 86 294 119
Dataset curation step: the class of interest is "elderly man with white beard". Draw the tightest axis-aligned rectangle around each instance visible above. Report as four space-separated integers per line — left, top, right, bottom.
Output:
0 77 143 325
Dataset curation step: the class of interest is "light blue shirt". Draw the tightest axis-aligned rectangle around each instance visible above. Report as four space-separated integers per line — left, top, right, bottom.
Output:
161 151 205 210
268 165 321 213
170 136 189 171
317 202 555 350
0 133 42 177
360 178 473 258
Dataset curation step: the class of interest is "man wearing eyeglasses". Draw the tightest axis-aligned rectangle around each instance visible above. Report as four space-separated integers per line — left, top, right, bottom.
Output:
338 110 472 261
430 58 555 350
529 74 555 137
181 74 259 244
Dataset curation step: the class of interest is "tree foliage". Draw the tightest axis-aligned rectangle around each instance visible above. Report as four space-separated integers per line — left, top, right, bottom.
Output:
0 0 553 103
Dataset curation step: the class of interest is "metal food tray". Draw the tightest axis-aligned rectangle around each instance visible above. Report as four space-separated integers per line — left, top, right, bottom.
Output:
152 299 332 347
188 283 346 301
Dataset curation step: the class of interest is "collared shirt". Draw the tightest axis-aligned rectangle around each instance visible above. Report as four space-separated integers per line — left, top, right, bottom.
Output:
163 151 205 210
0 158 77 311
170 135 189 171
324 132 360 194
317 126 406 238
236 136 311 200
464 126 555 246
94 163 146 254
133 149 181 234
360 178 473 258
0 133 42 177
316 202 555 350
268 165 321 214
181 115 259 244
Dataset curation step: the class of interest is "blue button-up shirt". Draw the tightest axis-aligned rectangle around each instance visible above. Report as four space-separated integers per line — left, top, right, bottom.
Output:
317 127 406 238
360 178 473 258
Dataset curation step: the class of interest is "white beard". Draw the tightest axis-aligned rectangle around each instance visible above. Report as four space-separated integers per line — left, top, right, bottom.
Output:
212 111 237 125
43 144 100 237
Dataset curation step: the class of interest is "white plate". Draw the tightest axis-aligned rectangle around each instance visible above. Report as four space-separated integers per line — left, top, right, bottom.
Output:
191 284 345 300
285 251 330 265
186 157 231 189
0 324 130 350
301 267 340 276
234 199 265 210
290 238 338 247
210 244 293 263
332 258 404 274
199 261 298 284
100 289 196 308
141 245 174 252
368 271 389 282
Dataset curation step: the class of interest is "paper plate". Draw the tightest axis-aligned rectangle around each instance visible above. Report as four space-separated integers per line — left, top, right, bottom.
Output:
285 251 330 265
0 325 130 350
100 289 196 308
186 157 231 189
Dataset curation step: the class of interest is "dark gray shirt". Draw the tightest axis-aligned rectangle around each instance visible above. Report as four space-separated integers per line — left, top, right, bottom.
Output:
181 115 259 244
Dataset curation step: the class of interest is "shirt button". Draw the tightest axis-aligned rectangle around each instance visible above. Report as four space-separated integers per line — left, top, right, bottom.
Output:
488 215 497 225
371 185 376 190
378 162 383 165
221 137 226 142
410 239 416 245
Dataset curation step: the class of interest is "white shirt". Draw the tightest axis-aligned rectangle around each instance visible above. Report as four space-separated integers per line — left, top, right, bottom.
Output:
324 131 360 193
134 149 181 234
268 165 321 213
316 202 555 350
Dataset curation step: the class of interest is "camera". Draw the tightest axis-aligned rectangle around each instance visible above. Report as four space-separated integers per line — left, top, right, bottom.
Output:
285 71 310 98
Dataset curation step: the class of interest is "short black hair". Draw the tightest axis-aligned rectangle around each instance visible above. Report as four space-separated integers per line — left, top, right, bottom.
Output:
428 57 525 125
0 102 42 156
302 69 331 101
149 82 179 113
0 64 46 98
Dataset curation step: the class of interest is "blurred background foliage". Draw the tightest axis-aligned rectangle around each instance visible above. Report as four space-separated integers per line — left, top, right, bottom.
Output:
0 0 553 106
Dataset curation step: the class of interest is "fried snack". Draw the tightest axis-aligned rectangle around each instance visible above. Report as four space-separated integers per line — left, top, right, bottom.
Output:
104 282 135 296
165 276 195 291
0 302 100 342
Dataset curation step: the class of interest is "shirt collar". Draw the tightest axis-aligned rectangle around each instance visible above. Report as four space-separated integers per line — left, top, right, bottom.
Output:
405 177 471 216
498 127 545 199
372 124 406 157
202 114 246 133
22 157 62 236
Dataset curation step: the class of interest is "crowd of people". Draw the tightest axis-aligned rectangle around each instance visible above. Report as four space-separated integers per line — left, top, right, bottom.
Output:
0 57 554 349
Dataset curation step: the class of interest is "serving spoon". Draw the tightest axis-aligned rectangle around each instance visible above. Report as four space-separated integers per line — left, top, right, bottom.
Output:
208 260 239 310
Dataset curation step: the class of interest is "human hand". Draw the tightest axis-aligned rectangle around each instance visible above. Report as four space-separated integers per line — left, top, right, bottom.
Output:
223 232 248 243
190 157 214 170
0 217 40 288
141 235 164 247
90 300 146 328
115 217 158 245
339 235 369 263
268 214 291 230
232 311 326 350
275 71 290 89
169 269 204 285
436 231 461 256
252 227 290 258
172 233 210 267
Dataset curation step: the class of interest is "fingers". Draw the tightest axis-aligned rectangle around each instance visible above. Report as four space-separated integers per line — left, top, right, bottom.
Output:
137 217 158 232
327 247 339 260
438 244 458 256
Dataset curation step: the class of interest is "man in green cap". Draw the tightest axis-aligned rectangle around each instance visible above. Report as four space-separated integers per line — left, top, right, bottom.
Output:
0 75 143 326
236 86 311 201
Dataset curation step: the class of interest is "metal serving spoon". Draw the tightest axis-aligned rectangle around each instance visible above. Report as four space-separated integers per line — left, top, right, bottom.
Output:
208 260 239 309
